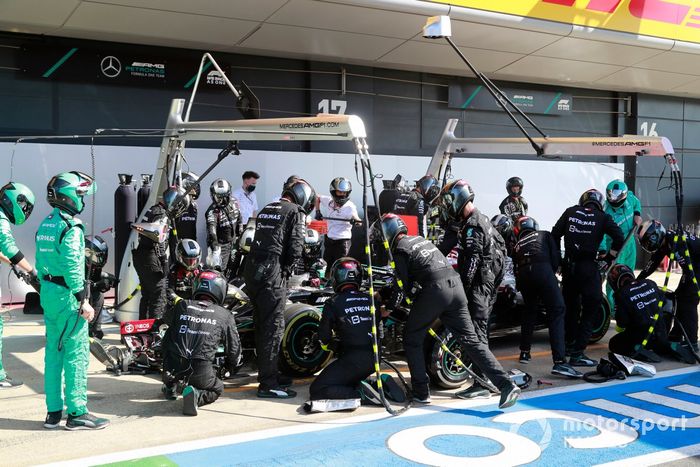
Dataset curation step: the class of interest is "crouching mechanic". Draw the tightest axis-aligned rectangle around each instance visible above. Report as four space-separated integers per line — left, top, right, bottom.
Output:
380 214 520 408
161 270 240 416
0 182 37 389
607 264 695 363
306 257 377 412
36 172 110 430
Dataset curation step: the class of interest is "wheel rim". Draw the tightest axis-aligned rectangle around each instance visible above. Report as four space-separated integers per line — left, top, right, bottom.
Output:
441 338 469 380
290 321 323 364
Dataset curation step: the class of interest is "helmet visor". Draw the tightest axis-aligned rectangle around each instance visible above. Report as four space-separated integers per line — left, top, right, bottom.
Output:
16 194 33 221
607 188 626 204
72 172 97 196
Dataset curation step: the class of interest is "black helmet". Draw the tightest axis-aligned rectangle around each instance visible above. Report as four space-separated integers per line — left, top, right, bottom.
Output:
379 213 408 249
506 177 523 196
193 269 228 305
330 177 352 206
513 216 539 240
490 214 513 239
638 220 667 253
176 238 201 271
182 171 201 200
439 179 474 221
283 175 300 192
330 257 364 292
579 189 605 211
210 178 231 206
415 175 440 205
283 179 317 214
162 185 191 218
607 264 635 292
85 235 109 268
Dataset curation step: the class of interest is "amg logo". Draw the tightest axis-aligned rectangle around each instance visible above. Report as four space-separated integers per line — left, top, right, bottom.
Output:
592 141 651 147
279 122 341 129
130 62 165 69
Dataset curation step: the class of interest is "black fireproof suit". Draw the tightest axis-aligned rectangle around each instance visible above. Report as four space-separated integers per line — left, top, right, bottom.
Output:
513 230 566 362
552 205 624 353
393 191 429 238
169 202 198 264
499 195 528 222
438 207 506 344
134 203 169 320
638 230 700 346
206 200 242 276
310 290 376 400
393 235 512 399
609 278 672 357
86 267 117 339
162 299 240 407
243 200 305 389
167 264 200 301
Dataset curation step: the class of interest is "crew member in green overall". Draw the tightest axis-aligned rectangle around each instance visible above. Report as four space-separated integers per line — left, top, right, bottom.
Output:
600 179 642 312
36 171 109 430
0 182 36 389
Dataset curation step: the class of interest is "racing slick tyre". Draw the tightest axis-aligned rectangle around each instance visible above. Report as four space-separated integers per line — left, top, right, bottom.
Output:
588 299 612 344
279 303 332 377
426 327 474 389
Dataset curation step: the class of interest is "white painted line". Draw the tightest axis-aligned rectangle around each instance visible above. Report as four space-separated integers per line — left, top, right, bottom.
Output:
581 399 691 428
628 391 700 415
41 366 700 467
593 442 700 467
670 384 700 397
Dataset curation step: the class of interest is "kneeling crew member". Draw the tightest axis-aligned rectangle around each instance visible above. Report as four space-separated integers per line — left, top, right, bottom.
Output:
167 238 201 302
552 189 624 366
380 214 520 409
513 217 582 378
244 179 316 398
308 257 376 410
161 270 240 416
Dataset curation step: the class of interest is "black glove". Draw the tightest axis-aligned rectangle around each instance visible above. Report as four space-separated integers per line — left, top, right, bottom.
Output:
389 287 404 310
315 210 323 221
27 269 41 292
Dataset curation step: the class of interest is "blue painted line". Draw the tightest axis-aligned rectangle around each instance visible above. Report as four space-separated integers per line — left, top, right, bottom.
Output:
160 371 700 466
42 48 78 78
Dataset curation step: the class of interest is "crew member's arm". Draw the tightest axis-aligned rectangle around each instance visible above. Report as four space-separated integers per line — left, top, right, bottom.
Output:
60 224 89 312
521 197 528 215
498 198 508 215
614 292 631 329
630 192 643 226
0 217 33 273
550 211 567 250
437 222 459 255
224 314 242 372
162 297 185 329
318 302 336 351
205 205 218 247
546 232 560 273
637 248 666 281
460 228 485 287
603 213 625 256
282 209 305 276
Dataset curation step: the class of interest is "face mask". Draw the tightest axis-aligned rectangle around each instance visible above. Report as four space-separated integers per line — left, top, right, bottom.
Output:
246 185 256 193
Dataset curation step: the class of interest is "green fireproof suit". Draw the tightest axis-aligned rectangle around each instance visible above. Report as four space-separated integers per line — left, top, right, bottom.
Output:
600 191 642 311
0 209 26 381
35 207 88 416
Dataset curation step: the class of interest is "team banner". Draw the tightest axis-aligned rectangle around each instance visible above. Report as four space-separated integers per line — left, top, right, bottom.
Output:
448 82 572 114
428 0 700 44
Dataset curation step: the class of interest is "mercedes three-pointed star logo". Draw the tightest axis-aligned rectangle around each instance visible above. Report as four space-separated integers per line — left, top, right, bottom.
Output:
100 55 121 78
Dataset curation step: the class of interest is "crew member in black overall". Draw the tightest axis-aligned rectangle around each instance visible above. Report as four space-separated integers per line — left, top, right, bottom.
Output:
638 219 700 351
243 179 315 398
392 174 440 238
167 238 201 302
552 189 624 366
161 270 240 416
499 176 528 222
512 217 582 378
206 178 241 278
85 235 117 339
307 257 377 409
380 213 520 409
169 171 200 263
134 186 190 320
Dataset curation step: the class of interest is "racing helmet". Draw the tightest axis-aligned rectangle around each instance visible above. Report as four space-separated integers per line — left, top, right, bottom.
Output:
490 214 513 239
85 235 109 268
439 179 474 221
210 178 232 206
513 216 539 240
606 179 628 208
193 269 228 305
162 185 191 218
330 177 352 206
238 224 255 253
47 171 96 216
579 189 605 211
378 213 408 249
176 238 201 271
182 171 201 200
638 220 667 253
506 177 524 196
607 264 635 292
330 257 363 292
0 182 35 225
283 175 300 192
415 175 440 205
282 179 317 214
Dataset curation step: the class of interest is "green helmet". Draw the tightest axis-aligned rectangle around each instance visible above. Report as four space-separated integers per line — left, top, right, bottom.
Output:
47 171 96 216
0 182 35 225
606 179 628 207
